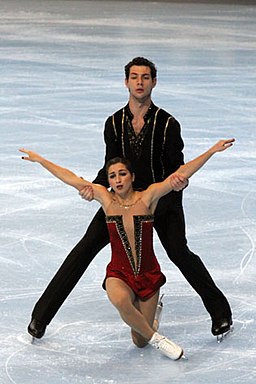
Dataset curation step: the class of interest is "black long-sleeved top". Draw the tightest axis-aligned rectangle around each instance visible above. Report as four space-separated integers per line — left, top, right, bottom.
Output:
93 103 184 199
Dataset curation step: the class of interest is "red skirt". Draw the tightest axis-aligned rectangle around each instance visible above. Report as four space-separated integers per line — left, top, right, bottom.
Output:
102 265 166 301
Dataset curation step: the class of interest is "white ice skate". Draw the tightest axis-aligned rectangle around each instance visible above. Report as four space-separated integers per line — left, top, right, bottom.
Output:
149 332 184 360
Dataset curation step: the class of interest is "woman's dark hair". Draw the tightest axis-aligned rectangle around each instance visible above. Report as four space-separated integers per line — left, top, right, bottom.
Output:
106 157 134 175
124 57 157 80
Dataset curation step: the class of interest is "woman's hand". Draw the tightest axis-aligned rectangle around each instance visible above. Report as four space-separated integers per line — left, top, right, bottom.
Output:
209 138 235 154
19 148 43 163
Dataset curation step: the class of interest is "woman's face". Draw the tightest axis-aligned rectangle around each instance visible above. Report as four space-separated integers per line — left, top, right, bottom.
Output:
107 162 134 195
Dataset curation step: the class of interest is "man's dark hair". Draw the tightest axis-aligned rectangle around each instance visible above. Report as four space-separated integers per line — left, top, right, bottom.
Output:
124 57 157 80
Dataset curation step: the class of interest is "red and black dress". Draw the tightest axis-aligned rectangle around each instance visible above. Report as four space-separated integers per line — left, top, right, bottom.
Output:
102 215 166 300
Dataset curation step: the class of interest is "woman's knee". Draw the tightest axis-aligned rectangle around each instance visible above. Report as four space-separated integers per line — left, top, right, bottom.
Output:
111 295 131 313
131 329 148 348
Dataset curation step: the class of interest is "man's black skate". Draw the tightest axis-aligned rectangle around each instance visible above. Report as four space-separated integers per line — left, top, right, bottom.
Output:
211 317 233 342
28 318 47 339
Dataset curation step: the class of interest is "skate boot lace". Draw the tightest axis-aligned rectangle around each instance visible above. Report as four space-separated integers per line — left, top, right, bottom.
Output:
158 337 183 360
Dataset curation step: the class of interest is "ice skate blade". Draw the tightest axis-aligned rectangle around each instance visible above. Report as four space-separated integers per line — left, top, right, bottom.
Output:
175 349 186 361
217 325 234 343
154 293 164 331
159 293 164 303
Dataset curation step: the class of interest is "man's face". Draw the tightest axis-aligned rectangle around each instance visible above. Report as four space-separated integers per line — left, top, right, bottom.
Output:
125 65 157 102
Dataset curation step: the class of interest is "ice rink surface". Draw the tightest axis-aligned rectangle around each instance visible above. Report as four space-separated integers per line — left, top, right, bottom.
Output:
0 0 255 383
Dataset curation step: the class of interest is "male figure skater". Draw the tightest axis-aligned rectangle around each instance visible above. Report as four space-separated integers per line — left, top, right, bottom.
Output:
28 57 232 340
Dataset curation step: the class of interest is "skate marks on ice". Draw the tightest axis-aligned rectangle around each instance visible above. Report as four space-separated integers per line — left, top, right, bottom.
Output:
9 315 255 384
12 321 127 384
180 318 256 383
216 318 254 343
234 191 256 283
10 320 187 384
1 0 256 383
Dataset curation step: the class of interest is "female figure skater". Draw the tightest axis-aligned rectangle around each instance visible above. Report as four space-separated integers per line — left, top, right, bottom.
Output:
19 138 234 360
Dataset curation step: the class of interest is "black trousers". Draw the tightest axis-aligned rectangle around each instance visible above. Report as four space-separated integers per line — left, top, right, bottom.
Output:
32 194 232 324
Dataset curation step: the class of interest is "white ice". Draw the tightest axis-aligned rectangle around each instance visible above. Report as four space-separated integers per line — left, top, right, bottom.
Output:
0 1 255 383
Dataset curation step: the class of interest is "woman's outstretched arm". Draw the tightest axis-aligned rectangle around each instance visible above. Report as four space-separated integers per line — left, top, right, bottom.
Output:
176 138 235 179
19 148 111 208
143 138 235 210
19 148 90 190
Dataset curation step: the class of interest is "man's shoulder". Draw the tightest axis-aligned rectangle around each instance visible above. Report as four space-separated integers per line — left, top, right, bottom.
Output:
107 106 125 119
152 107 180 132
104 106 126 137
156 106 176 121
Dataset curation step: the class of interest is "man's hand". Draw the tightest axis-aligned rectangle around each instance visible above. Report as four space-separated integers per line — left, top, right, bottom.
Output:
169 174 188 191
79 185 94 201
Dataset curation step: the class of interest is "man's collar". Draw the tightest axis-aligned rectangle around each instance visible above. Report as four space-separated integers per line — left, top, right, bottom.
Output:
125 102 156 121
